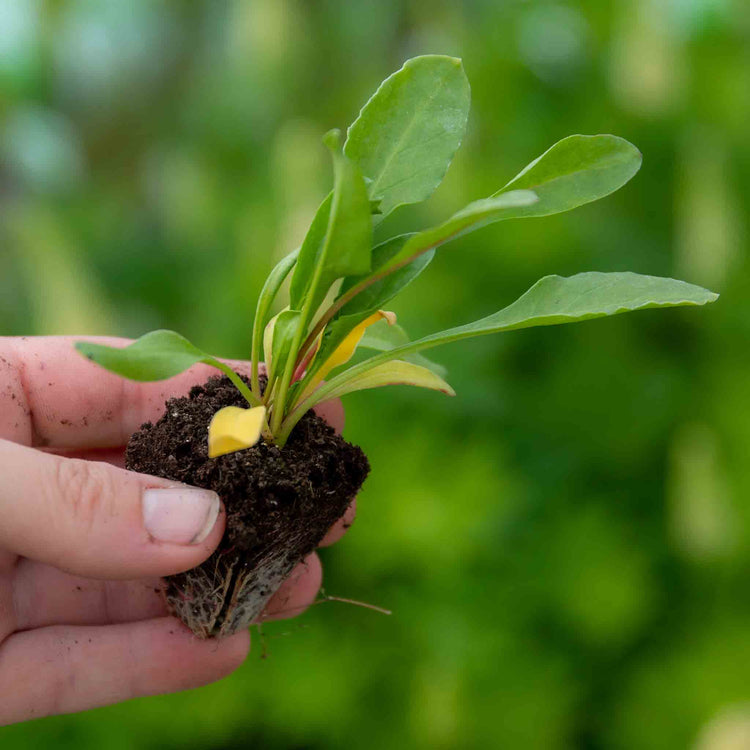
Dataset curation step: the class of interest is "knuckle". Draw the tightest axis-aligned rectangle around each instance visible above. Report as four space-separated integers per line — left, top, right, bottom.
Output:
50 458 118 532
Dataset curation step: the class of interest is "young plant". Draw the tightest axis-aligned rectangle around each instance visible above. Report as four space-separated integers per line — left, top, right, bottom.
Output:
77 55 717 460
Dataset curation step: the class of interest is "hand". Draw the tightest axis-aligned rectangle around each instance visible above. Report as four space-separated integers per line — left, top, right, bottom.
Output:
0 336 355 725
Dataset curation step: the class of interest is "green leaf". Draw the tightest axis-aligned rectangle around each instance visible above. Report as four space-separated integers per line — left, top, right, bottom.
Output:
251 247 299 393
338 233 436 316
76 330 211 381
269 309 301 382
359 321 447 378
305 273 718 409
372 190 537 277
303 234 437 385
75 330 261 407
494 134 642 217
289 132 373 311
345 55 471 218
313 359 455 402
288 194 332 310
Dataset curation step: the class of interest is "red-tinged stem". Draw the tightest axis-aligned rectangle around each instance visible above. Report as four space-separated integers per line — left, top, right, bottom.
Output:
293 256 412 371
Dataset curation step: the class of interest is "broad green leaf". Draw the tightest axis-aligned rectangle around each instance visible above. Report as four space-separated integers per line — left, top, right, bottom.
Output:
76 330 212 381
306 273 718 409
494 134 642 217
345 55 470 218
251 247 299 391
337 233 436 317
289 132 373 311
359 321 447 378
321 359 455 402
208 405 266 458
75 330 260 406
373 190 537 276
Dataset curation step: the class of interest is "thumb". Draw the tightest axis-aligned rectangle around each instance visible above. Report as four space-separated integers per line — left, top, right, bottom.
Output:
0 439 224 579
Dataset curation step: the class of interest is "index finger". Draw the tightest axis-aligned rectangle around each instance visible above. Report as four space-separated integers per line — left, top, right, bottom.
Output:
0 336 344 450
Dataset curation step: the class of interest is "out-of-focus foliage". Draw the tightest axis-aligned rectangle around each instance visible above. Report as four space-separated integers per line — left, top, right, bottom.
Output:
1 1 748 748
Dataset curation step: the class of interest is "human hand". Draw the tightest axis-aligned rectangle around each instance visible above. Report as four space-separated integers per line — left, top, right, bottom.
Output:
0 336 355 725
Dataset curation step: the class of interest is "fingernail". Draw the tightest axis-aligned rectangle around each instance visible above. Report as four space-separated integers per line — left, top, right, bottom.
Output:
142 488 221 544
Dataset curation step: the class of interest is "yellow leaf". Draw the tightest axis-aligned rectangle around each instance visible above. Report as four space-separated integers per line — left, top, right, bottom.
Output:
319 360 455 401
301 310 396 400
208 405 266 458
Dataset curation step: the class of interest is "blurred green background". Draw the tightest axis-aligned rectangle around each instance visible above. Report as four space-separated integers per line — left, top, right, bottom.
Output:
1 1 749 748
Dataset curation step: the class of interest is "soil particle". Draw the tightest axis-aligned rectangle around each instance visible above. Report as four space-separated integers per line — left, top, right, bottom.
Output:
125 375 369 637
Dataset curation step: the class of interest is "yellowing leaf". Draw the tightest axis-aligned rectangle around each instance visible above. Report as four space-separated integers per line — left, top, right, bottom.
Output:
317 359 455 402
300 310 395 400
208 405 266 458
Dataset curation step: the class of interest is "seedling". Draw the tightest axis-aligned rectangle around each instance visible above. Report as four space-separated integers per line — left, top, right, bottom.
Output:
75 57 717 637
76 56 716 454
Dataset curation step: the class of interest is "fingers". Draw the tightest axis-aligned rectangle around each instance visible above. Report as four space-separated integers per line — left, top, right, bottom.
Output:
313 398 345 433
0 440 225 579
261 553 322 622
0 618 250 725
13 550 327 632
11 560 167 632
319 499 357 547
43 447 126 468
0 336 255 449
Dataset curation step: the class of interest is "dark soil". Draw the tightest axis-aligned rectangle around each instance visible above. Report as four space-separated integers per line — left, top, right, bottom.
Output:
125 375 369 637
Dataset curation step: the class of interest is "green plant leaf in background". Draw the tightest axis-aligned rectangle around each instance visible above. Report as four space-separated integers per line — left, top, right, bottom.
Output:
76 330 260 407
344 55 471 218
285 273 717 431
494 134 642 217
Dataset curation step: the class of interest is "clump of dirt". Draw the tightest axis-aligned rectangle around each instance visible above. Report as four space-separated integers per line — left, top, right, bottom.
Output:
126 375 369 638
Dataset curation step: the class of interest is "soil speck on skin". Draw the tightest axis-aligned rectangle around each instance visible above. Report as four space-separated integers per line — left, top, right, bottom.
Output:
76 586 82 591
61 419 71 426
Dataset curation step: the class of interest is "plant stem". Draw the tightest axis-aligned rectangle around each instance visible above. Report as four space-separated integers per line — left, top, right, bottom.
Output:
209 360 262 408
269 279 319 438
250 248 300 401
294 255 412 370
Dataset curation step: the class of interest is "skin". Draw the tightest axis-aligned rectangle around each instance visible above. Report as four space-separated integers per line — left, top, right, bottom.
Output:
0 336 356 726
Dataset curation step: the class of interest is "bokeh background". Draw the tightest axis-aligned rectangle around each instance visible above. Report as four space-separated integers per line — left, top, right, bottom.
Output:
1 1 749 748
